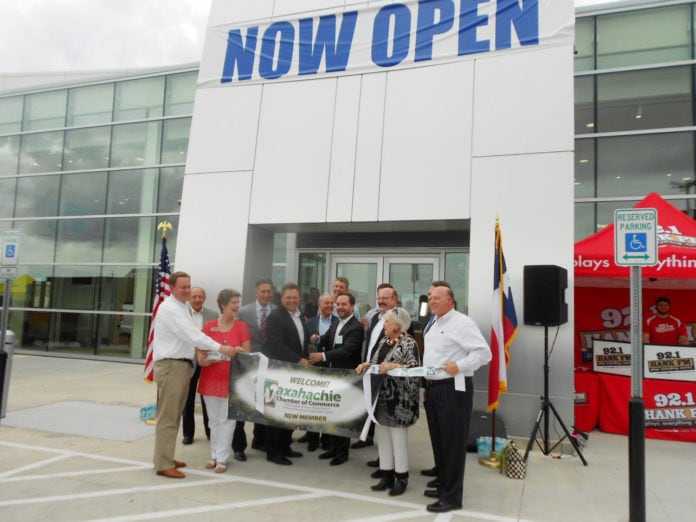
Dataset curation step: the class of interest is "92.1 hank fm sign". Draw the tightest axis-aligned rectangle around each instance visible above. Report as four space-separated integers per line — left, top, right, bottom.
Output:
614 208 657 267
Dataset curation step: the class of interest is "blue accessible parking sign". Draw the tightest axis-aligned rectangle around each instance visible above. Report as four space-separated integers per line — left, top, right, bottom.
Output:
625 233 647 253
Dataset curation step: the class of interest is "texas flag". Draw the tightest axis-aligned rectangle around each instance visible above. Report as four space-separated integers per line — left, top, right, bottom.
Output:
488 219 519 412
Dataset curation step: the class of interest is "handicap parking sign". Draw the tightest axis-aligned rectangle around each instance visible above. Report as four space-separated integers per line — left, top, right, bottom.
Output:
625 233 647 253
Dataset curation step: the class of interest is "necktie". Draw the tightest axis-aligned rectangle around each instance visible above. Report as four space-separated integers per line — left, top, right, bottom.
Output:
260 309 268 344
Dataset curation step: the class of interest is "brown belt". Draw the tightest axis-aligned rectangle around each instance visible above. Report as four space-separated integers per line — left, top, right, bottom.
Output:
163 358 193 368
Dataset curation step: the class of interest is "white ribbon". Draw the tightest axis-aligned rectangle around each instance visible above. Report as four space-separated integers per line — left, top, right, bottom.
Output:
239 352 270 414
357 364 466 440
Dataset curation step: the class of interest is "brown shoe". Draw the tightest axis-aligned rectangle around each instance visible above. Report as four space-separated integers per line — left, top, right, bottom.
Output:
156 467 185 479
173 460 186 468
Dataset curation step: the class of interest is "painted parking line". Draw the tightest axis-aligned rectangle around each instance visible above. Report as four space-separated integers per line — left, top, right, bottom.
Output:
0 440 530 522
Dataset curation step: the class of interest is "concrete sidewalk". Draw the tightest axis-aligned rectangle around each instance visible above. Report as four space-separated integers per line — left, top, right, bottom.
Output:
0 354 693 521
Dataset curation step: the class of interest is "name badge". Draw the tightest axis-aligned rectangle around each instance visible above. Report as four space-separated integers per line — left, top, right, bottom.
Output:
335 335 343 344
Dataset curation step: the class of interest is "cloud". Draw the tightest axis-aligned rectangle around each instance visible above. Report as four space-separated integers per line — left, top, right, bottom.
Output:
0 0 211 72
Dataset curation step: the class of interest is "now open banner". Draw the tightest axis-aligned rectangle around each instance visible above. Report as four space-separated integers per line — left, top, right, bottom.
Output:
228 353 373 439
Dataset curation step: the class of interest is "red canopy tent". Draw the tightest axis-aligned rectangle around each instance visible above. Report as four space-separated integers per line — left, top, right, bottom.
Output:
575 192 696 285
573 193 696 442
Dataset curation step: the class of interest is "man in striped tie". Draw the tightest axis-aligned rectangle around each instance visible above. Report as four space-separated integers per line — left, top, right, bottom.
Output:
237 278 276 454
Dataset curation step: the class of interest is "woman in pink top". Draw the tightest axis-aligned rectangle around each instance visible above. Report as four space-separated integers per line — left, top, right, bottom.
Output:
196 289 251 472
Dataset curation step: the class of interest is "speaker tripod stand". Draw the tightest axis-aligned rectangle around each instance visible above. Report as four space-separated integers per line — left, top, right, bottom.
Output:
524 325 588 465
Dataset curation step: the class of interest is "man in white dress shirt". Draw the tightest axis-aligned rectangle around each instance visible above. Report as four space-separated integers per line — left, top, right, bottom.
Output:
152 271 238 479
422 283 491 512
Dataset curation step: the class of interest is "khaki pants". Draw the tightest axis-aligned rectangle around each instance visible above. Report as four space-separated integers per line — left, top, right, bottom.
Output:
153 359 191 471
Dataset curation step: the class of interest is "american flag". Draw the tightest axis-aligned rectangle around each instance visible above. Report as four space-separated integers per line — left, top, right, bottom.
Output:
487 219 519 412
143 235 171 383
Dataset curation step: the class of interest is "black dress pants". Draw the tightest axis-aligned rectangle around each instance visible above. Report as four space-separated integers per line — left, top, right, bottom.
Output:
424 377 473 507
182 365 209 440
265 425 293 459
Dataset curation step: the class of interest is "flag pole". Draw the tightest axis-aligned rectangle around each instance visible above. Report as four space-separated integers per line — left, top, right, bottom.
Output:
144 220 174 426
479 409 500 468
480 215 518 468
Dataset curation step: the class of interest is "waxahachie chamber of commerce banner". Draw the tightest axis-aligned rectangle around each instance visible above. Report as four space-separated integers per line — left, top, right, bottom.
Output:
229 353 370 439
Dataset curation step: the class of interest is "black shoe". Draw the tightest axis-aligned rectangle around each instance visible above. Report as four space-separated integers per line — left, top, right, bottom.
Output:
285 450 303 458
182 436 193 445
367 459 379 468
427 478 441 488
370 469 382 479
371 470 395 491
426 501 461 513
351 439 373 449
424 489 440 499
420 466 438 477
330 455 347 466
267 455 292 466
389 473 408 496
234 452 247 462
318 450 336 460
297 433 309 443
307 442 318 452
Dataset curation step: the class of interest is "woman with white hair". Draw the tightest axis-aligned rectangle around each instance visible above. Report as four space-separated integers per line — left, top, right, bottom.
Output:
356 307 420 496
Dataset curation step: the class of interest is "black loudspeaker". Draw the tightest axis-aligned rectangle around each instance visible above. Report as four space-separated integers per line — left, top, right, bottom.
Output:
523 265 568 326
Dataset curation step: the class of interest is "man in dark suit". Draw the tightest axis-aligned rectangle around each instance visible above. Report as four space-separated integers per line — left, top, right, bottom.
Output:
182 287 218 445
236 278 275 457
262 282 310 465
309 292 364 465
302 293 336 451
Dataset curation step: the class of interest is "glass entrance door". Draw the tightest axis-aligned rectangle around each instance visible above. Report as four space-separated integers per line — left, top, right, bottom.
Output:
385 257 439 319
330 255 439 320
332 256 381 318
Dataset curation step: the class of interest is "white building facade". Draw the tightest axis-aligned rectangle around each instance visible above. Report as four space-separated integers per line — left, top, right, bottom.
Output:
175 0 576 435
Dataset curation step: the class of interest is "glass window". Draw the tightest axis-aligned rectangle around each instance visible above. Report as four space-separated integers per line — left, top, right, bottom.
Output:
444 252 469 314
59 172 107 216
596 5 691 69
158 166 184 213
596 133 694 198
575 76 594 135
165 71 198 116
51 265 102 309
19 131 64 173
63 126 111 171
0 95 23 133
574 17 594 72
160 118 191 164
596 67 692 133
113 76 164 121
12 265 53 308
0 178 16 218
0 135 20 175
23 90 67 130
574 202 597 241
110 122 162 167
103 216 169 263
66 83 114 126
107 168 158 214
14 220 57 263
15 175 60 217
574 139 595 199
55 218 105 263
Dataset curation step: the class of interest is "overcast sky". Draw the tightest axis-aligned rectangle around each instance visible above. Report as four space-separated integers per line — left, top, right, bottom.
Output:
0 0 624 73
